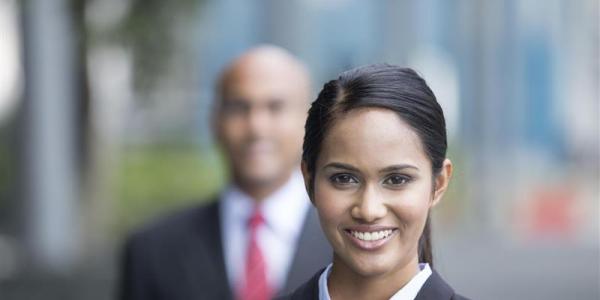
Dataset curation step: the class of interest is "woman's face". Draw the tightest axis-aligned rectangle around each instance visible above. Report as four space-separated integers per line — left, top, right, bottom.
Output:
304 107 451 279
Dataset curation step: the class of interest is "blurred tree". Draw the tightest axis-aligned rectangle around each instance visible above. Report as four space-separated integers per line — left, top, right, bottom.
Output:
71 0 91 175
72 0 202 98
113 0 200 96
72 0 212 237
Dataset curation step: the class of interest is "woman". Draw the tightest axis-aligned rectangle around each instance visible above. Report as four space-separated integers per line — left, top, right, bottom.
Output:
283 65 468 300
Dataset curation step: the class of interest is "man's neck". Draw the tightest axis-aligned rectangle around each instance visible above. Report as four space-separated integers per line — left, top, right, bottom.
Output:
234 172 293 203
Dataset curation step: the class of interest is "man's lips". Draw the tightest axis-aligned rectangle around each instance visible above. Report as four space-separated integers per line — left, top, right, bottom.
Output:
243 141 276 156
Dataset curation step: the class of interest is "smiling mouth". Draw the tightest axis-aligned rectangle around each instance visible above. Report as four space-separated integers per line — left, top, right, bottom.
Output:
347 229 395 241
343 227 398 250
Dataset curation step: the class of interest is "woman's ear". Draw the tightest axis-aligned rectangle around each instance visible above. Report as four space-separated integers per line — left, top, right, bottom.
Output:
300 161 314 204
431 159 453 208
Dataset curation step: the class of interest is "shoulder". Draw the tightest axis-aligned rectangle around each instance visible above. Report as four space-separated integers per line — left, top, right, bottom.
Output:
416 268 471 300
118 198 227 299
124 198 220 251
276 268 324 300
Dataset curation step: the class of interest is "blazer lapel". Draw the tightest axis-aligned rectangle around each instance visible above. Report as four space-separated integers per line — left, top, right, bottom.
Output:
414 269 455 300
181 200 234 299
288 268 323 300
281 207 332 295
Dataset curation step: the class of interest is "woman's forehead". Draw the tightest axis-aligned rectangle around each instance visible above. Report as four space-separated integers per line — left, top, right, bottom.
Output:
317 108 430 170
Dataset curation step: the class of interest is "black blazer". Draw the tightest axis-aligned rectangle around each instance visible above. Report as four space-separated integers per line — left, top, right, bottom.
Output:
119 199 331 300
279 267 470 300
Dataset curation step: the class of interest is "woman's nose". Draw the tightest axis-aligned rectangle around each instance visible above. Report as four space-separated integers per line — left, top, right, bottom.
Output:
351 185 387 223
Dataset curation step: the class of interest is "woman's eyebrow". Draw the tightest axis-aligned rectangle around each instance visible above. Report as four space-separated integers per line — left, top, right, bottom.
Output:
379 164 419 173
322 163 419 173
322 162 360 172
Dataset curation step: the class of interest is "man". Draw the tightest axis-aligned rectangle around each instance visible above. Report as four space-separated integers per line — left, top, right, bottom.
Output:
119 45 331 300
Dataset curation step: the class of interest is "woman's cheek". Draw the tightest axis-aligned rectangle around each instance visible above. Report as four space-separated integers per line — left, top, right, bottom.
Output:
386 193 431 227
315 188 341 219
314 185 350 232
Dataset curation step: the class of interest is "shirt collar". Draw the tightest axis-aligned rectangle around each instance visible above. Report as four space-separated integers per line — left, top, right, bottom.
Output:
318 263 432 300
389 263 432 300
318 263 333 300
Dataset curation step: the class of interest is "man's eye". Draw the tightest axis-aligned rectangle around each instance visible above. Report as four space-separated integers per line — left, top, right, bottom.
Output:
383 174 411 186
223 100 249 115
330 174 358 185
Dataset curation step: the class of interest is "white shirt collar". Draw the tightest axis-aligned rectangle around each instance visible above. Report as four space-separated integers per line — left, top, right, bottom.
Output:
261 171 310 239
318 263 432 300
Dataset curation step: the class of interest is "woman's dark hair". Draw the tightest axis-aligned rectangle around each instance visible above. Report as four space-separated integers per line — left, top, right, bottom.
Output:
302 64 447 266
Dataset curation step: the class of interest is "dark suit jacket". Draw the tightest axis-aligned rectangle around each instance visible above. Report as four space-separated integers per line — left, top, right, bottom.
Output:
119 199 331 300
279 267 470 300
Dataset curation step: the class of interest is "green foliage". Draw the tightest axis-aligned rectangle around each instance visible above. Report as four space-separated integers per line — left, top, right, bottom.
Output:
114 144 226 233
115 0 201 93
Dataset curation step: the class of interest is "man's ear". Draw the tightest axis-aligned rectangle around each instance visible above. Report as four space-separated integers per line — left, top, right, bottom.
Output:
431 159 453 208
211 107 222 144
300 161 314 204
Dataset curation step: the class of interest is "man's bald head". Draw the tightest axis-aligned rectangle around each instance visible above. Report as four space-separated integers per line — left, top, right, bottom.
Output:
217 45 311 105
214 45 312 201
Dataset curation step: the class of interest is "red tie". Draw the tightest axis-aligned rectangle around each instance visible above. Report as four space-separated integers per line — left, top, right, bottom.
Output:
238 209 272 300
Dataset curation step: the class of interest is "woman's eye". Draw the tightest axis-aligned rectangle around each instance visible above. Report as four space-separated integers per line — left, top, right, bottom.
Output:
383 174 411 186
330 174 358 185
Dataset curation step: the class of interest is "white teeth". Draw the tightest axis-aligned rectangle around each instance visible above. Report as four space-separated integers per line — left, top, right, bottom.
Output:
372 232 380 240
350 229 393 241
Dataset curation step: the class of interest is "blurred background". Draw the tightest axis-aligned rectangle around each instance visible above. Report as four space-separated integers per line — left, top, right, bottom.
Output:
0 0 598 299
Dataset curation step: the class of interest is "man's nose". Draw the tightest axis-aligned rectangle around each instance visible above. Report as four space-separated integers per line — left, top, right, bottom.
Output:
351 185 388 223
247 107 271 134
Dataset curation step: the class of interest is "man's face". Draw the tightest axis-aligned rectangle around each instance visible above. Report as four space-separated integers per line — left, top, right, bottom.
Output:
216 61 308 189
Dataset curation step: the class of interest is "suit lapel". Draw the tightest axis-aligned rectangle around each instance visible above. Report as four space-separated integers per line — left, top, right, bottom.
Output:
181 200 234 299
290 269 322 300
281 207 332 295
414 269 455 300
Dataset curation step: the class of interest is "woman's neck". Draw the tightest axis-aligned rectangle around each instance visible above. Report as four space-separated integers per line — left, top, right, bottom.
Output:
327 255 420 300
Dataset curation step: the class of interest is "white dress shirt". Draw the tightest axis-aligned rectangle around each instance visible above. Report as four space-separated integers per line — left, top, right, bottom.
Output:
220 170 311 292
318 263 432 300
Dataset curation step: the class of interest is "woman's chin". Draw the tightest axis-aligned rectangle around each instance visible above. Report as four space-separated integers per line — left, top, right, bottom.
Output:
344 256 394 278
353 266 391 278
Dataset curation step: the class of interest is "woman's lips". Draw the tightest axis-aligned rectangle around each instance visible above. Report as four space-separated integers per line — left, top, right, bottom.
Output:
343 225 398 251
